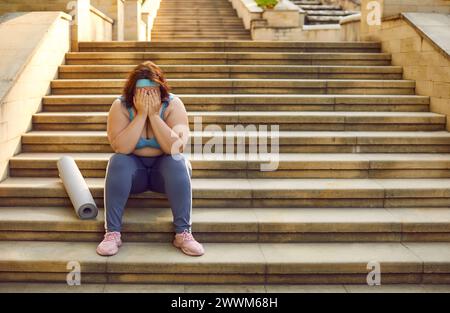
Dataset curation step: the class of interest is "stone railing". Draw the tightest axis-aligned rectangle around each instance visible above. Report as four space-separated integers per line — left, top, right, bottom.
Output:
382 0 450 18
0 12 72 181
229 0 264 30
339 12 361 41
230 0 306 40
89 4 114 41
0 0 114 50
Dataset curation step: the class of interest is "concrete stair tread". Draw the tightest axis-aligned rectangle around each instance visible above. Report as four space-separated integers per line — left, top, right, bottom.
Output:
8 152 450 179
42 94 429 102
78 41 381 48
152 0 253 41
5 283 450 293
52 77 409 80
52 78 413 83
41 94 430 113
299 4 343 10
1 177 450 199
58 64 403 76
33 111 445 118
32 111 446 128
304 10 356 16
65 51 390 57
10 152 450 163
1 206 450 234
51 78 415 92
0 240 448 275
21 130 450 138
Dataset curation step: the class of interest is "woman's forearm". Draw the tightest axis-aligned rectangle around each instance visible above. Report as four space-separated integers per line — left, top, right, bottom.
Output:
110 113 147 154
149 114 187 154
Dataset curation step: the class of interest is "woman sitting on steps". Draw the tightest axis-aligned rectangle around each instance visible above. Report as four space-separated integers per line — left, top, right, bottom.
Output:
96 61 204 257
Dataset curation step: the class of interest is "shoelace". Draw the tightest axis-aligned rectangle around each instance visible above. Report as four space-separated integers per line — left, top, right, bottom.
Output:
181 230 194 242
104 232 119 242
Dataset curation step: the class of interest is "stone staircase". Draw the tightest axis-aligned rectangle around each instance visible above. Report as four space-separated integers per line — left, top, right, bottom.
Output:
0 40 450 285
151 0 251 41
292 0 358 25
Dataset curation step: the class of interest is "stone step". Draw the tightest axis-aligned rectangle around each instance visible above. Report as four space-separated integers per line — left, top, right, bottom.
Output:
307 16 344 24
151 31 248 35
1 176 450 208
32 111 446 131
20 130 450 153
6 283 450 293
298 4 343 10
292 0 322 5
156 8 240 12
0 206 449 242
154 14 241 18
157 7 237 10
57 65 403 79
0 241 448 284
150 33 251 37
152 28 248 32
153 18 245 23
152 26 247 31
65 52 392 66
159 3 234 7
77 41 381 53
151 36 252 41
152 20 245 25
50 79 415 95
8 152 450 179
304 10 356 16
149 36 252 40
41 94 430 113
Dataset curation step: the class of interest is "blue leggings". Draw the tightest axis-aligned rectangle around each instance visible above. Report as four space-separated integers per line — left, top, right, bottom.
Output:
104 153 192 233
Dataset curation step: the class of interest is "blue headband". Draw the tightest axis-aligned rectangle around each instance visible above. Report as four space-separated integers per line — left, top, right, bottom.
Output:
136 78 159 88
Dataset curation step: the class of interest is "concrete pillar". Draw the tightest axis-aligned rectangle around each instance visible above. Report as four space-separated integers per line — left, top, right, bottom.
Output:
117 0 125 41
72 0 91 51
124 0 144 40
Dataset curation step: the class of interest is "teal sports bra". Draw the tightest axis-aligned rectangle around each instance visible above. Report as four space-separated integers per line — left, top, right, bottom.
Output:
119 93 174 150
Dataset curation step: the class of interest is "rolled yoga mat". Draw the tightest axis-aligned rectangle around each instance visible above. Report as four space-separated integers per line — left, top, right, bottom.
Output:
57 156 98 219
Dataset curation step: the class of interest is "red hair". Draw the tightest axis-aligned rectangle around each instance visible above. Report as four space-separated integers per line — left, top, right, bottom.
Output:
121 61 170 109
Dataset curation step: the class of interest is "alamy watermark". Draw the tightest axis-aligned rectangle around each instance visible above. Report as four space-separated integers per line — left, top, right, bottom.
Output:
66 261 81 286
367 261 382 286
170 117 280 172
365 0 382 26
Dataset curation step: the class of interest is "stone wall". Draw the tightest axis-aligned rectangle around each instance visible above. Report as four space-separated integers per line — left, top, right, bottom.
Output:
362 13 450 130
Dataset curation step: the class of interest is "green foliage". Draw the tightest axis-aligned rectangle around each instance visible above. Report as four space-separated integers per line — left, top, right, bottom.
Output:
255 0 279 9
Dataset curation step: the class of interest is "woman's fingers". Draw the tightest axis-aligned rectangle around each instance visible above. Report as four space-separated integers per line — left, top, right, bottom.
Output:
139 89 144 106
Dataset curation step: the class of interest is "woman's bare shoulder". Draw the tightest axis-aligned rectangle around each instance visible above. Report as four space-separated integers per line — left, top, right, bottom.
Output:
168 94 186 111
110 97 130 118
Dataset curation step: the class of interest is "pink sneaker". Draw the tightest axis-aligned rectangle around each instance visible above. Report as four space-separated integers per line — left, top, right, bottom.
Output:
173 230 205 256
96 231 122 256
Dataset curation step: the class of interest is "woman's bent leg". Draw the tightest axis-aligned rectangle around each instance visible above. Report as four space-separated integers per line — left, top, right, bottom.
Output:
149 154 203 256
104 153 148 232
149 154 193 234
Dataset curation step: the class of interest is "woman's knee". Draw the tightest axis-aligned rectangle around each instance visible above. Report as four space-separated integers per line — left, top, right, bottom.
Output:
107 153 135 174
159 154 192 184
161 154 190 174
